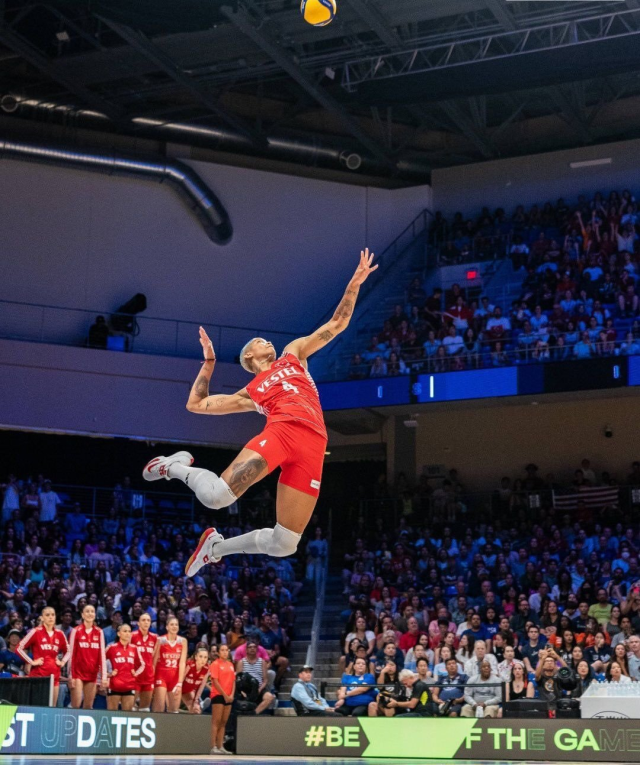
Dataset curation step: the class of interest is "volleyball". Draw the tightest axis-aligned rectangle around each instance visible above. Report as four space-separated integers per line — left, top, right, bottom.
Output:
300 0 337 27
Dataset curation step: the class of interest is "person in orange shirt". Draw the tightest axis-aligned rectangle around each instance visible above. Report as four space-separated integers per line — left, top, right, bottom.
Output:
199 644 236 755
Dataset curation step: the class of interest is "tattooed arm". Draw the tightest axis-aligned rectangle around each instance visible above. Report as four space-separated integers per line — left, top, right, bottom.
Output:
186 326 256 415
284 249 378 361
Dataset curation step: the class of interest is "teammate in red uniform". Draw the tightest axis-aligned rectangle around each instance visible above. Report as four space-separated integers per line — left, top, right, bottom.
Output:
152 616 187 713
131 613 157 711
17 605 70 705
68 603 107 709
106 623 145 711
182 646 210 713
143 250 377 574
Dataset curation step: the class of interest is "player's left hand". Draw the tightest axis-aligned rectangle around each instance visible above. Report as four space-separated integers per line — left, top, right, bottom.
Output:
351 248 378 286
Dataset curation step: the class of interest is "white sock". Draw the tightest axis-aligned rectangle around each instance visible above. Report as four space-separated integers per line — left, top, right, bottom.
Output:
167 463 208 484
214 529 262 556
214 524 301 558
168 464 236 509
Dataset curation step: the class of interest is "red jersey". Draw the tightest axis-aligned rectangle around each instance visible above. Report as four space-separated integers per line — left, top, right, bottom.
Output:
131 630 158 685
182 659 209 694
68 625 107 682
17 626 70 678
106 642 145 693
246 352 327 439
156 636 183 672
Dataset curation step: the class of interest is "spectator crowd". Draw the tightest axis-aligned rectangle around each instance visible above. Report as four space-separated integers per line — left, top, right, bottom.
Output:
0 470 317 715
349 189 640 379
336 457 640 717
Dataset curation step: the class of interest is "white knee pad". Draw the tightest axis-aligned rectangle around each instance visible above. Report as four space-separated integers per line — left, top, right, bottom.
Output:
256 523 301 557
191 472 236 509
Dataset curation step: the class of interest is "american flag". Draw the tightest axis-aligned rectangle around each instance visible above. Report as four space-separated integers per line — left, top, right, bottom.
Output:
552 485 619 511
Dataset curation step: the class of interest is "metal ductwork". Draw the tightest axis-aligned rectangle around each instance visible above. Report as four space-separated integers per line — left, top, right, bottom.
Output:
0 135 233 245
2 97 433 182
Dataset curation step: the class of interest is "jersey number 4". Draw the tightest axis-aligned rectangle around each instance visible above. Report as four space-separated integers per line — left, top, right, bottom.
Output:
282 381 299 394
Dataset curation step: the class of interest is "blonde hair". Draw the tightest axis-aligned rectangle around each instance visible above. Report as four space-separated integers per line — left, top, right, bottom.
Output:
240 338 260 373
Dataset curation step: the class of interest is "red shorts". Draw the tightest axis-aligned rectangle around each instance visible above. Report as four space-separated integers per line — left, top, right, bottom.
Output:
135 682 154 693
30 666 61 687
155 671 180 692
182 682 199 695
73 672 99 684
245 421 327 498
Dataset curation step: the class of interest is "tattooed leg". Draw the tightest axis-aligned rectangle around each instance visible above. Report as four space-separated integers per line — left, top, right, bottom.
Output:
221 451 269 497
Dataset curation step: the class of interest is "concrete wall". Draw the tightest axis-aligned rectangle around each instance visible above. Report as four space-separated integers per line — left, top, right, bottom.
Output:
0 339 262 447
415 392 640 490
0 156 431 338
431 138 640 218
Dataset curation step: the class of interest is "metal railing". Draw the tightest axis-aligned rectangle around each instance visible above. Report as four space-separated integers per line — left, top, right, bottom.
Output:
0 299 297 363
429 232 513 267
319 678 506 703
321 340 635 381
353 483 640 527
5 481 272 527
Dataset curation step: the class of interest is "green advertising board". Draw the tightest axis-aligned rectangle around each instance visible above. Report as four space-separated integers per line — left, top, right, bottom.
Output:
237 717 640 760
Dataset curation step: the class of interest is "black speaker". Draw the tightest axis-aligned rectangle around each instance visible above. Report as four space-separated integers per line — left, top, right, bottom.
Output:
504 700 548 718
111 293 147 332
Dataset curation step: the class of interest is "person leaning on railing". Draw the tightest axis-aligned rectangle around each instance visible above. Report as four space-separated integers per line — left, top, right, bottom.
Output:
383 668 436 717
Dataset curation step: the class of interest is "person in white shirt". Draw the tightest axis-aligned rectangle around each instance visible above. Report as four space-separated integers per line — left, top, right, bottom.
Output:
580 459 597 486
464 640 498 678
442 327 463 356
497 646 522 682
39 480 61 523
2 475 20 524
486 308 512 340
607 660 632 684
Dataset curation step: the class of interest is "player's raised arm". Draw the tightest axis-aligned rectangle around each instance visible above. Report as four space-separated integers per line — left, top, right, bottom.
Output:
285 248 378 361
186 327 255 415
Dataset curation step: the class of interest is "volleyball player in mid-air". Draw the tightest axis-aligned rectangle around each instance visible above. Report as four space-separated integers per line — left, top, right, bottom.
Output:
143 249 377 575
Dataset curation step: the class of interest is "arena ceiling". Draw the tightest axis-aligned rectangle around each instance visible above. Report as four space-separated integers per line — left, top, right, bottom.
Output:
3 0 640 183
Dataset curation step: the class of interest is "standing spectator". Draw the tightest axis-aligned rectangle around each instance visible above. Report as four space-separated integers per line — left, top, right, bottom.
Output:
2 476 20 524
39 480 61 524
65 503 88 543
88 316 110 349
305 527 327 587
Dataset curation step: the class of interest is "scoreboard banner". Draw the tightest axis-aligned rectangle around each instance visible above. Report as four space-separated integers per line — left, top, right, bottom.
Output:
0 705 210 754
237 717 640 760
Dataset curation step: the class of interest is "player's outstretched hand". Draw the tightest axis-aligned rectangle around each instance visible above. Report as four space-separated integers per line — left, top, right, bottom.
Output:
199 326 216 362
351 248 378 286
